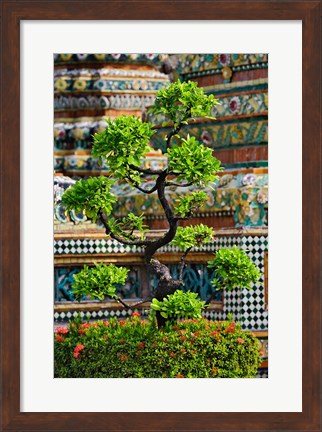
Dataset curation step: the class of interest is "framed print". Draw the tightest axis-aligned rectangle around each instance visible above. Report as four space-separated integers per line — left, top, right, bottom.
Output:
1 1 320 431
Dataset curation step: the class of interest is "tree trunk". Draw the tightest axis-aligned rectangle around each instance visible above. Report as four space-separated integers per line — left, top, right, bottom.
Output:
154 278 183 328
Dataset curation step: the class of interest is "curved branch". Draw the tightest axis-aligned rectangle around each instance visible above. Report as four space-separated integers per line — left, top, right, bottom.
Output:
115 295 152 309
145 223 178 263
156 171 174 221
166 108 191 149
166 122 183 149
165 181 193 188
144 171 179 261
125 176 158 194
99 212 152 246
128 164 163 176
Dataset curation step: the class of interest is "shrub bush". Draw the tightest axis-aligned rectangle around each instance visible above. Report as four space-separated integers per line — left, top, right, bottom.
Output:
54 315 261 378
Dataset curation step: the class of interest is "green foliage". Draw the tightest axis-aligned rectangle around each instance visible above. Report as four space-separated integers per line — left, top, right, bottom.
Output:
108 213 149 240
61 176 116 220
150 290 206 320
54 317 262 378
150 80 218 126
172 224 214 250
208 246 261 291
72 262 129 301
166 135 222 185
174 191 208 218
92 115 155 181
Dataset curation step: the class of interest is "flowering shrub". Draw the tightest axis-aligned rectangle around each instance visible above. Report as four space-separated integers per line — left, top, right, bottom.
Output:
54 315 261 378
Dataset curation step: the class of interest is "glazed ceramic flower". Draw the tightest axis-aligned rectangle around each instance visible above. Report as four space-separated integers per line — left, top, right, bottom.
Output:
53 184 65 204
94 54 106 60
242 173 257 186
219 54 231 66
132 80 141 90
72 127 84 139
54 127 65 139
60 54 73 61
219 174 233 187
229 96 241 114
55 78 68 91
66 156 77 167
73 79 87 91
257 189 268 204
94 79 106 91
201 130 213 145
76 54 88 60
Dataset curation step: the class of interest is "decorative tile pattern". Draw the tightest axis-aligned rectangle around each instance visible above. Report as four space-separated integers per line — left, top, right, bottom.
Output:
151 119 268 153
169 53 268 77
54 53 166 66
54 306 150 322
54 94 156 112
54 152 167 174
54 237 143 255
54 120 107 151
54 232 268 331
55 67 168 80
54 173 268 227
54 77 169 94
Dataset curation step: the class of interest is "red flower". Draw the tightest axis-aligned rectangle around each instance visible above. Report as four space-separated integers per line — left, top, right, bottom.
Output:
78 329 85 335
210 331 220 337
226 323 236 333
119 320 126 326
73 344 85 358
120 355 128 361
237 338 245 344
131 312 141 317
104 321 109 326
180 336 186 342
137 342 145 349
162 337 167 343
55 326 69 335
55 335 64 343
170 352 175 358
175 374 184 378
80 323 90 329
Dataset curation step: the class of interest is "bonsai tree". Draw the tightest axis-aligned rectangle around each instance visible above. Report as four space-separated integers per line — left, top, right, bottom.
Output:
62 80 260 327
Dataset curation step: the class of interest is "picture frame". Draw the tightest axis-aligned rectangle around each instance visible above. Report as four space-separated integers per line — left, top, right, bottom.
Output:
1 1 320 431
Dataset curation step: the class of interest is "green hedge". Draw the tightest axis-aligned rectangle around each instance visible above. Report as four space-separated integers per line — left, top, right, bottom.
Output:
54 315 261 378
